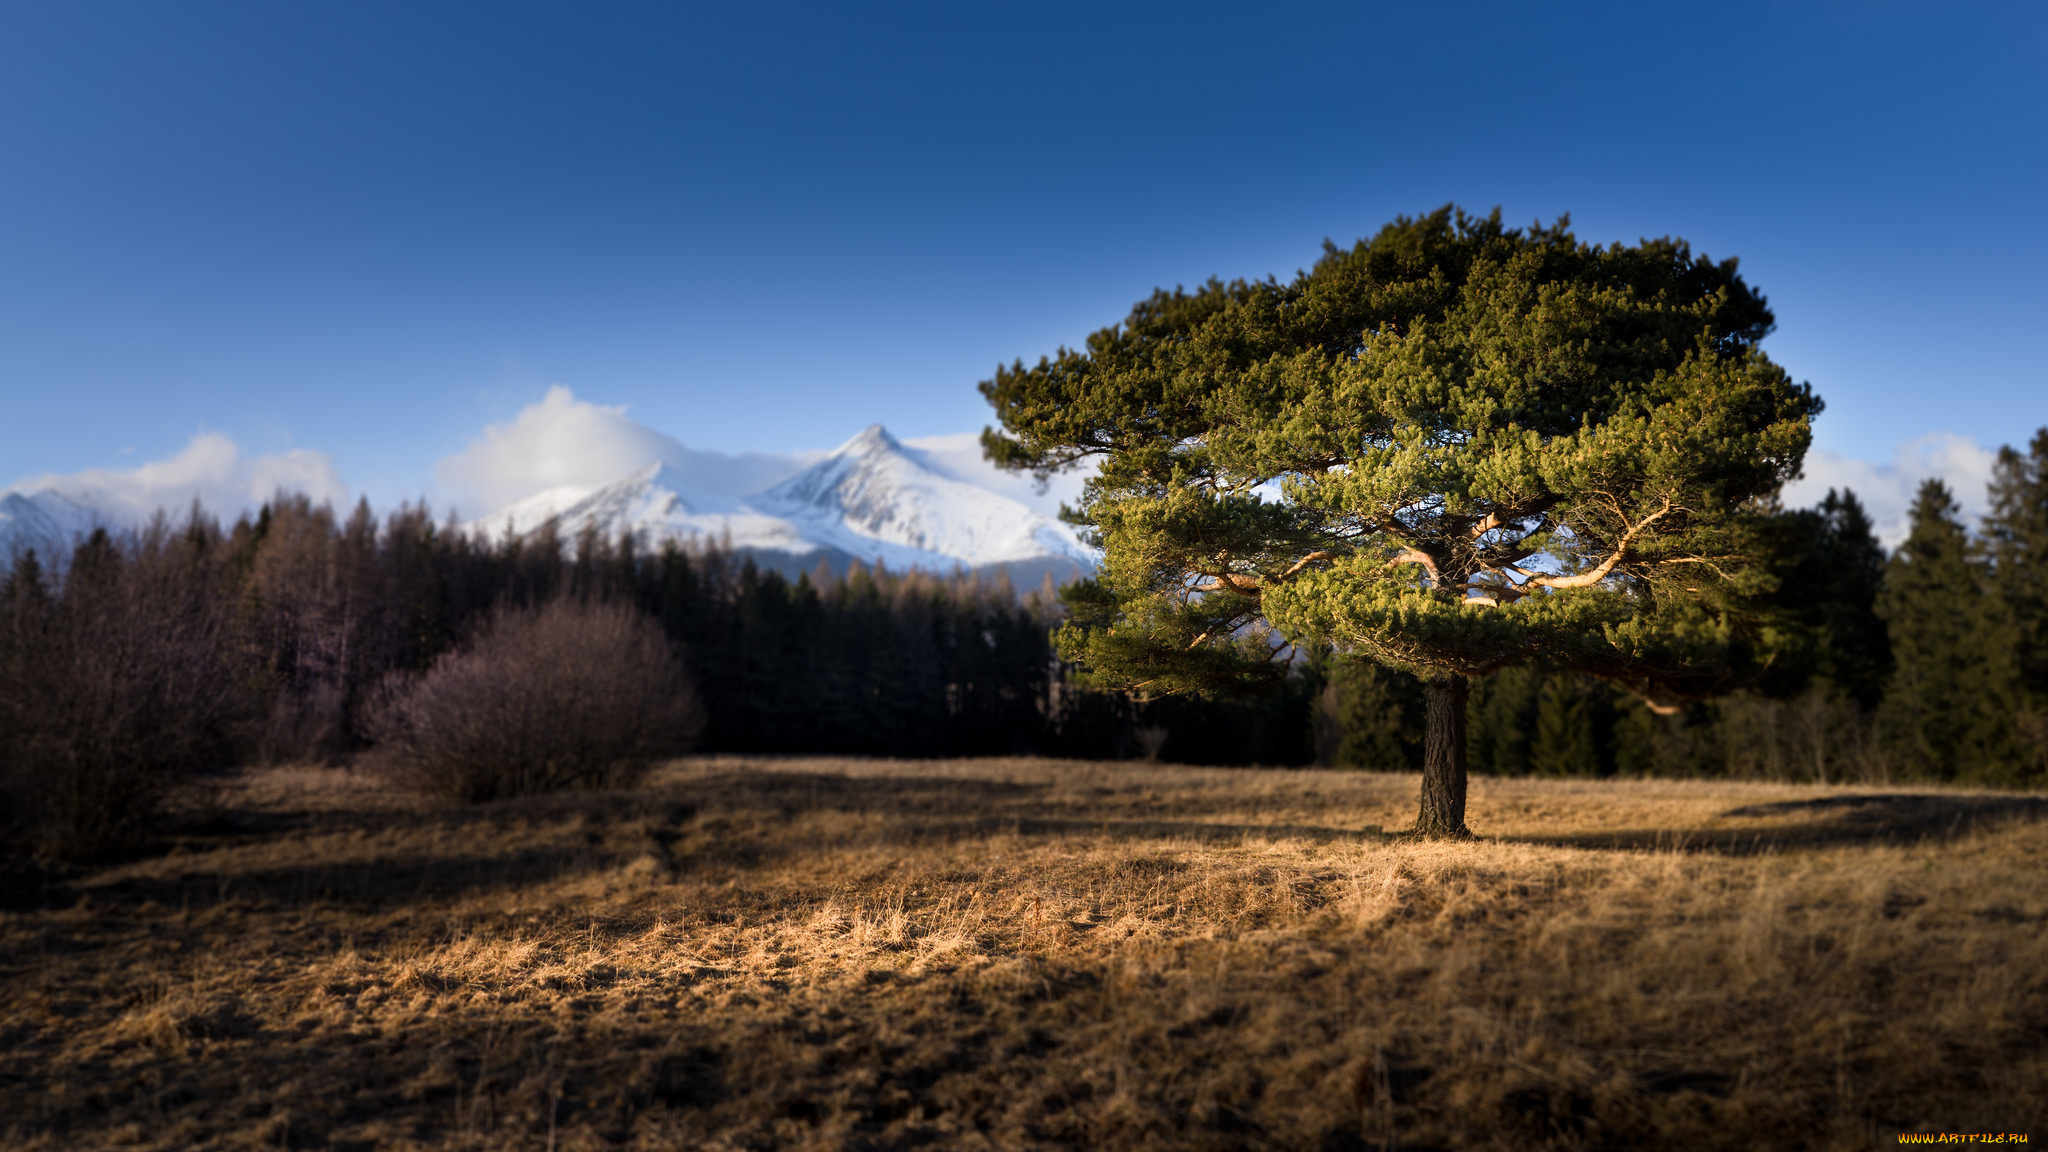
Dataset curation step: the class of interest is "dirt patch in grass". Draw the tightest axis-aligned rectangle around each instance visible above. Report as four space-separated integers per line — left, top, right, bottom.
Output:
2 758 2043 1150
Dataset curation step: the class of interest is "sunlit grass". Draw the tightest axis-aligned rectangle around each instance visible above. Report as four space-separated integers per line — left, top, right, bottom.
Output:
2 757 2042 1149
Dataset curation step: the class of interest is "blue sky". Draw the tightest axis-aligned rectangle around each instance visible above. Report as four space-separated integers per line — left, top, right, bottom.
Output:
1 1 2043 538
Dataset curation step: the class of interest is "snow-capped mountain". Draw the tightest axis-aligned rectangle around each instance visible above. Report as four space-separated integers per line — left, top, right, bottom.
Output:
753 425 1092 568
3 423 1097 586
466 424 1096 583
0 487 107 562
466 463 816 556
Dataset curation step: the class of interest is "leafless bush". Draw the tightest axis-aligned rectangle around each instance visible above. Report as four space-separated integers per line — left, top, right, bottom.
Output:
0 526 241 859
364 598 701 802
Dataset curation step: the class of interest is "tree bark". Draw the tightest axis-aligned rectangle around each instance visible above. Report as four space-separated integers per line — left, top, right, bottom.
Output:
1416 673 1471 838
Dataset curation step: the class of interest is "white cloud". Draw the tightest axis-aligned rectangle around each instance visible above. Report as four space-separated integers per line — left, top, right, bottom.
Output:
4 433 347 523
1782 431 1998 547
436 385 813 516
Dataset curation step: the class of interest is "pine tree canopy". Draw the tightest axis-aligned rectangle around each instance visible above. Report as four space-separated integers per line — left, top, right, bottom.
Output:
981 207 1821 709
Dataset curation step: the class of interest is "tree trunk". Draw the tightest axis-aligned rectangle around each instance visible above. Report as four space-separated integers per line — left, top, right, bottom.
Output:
1416 673 1471 838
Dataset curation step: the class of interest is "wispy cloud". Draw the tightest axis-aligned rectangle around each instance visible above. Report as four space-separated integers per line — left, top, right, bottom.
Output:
5 433 346 522
437 385 815 516
1782 431 1999 546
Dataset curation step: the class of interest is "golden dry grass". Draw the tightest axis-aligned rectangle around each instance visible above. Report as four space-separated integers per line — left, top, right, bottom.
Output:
2 758 2044 1150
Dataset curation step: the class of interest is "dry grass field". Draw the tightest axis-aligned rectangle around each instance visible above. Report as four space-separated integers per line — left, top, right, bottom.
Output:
2 757 2044 1151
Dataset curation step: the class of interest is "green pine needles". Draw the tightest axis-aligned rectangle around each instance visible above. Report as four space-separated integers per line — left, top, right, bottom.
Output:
982 206 1821 835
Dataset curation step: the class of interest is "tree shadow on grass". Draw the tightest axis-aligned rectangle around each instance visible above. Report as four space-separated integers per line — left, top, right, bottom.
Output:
919 815 1387 845
675 773 1386 857
686 769 1049 815
61 772 2044 916
684 770 1382 845
41 846 619 915
1500 792 2048 855
15 771 1058 914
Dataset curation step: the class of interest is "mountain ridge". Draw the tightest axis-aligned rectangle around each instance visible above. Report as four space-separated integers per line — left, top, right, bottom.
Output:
463 423 1095 582
2 425 1097 586
0 488 107 562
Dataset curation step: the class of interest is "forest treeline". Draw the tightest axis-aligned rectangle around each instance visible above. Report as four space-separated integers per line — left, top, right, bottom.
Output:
2 429 2044 854
0 493 1312 852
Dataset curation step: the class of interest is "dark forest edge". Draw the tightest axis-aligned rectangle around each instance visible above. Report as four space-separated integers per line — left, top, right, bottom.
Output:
3 426 2045 858
0 500 1313 858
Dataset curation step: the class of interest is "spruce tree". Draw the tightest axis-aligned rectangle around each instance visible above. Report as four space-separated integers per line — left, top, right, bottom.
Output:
0 550 55 818
1984 428 2048 778
0 549 51 634
1318 658 1425 769
1530 671 1613 777
1467 664 1541 775
1810 490 1893 708
1877 479 2018 781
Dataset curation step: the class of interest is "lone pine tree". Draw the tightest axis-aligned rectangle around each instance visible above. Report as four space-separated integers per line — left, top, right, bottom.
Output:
982 207 1819 835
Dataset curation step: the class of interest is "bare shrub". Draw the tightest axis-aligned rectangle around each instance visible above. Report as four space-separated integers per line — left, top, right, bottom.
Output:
0 525 241 859
364 598 701 802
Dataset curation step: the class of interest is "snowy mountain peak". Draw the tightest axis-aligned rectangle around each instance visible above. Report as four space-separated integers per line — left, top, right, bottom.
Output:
458 423 1095 582
0 488 106 560
843 423 899 452
754 424 1093 569
464 460 773 545
6 424 1097 588
565 462 700 522
614 462 704 513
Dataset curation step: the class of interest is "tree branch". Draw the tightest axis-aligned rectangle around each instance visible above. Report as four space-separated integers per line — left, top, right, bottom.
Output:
1527 497 1674 591
1191 572 1263 595
1655 555 1738 582
1278 550 1333 580
1386 547 1440 583
1190 550 1334 595
1475 512 1552 567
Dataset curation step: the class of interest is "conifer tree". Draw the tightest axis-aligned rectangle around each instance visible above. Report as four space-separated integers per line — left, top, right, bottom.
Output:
1985 428 2048 775
1877 480 2019 781
1467 664 1541 775
1739 487 1892 709
0 549 51 635
1531 671 1613 777
982 207 1819 834
0 550 55 820
1315 658 1424 768
1813 489 1892 706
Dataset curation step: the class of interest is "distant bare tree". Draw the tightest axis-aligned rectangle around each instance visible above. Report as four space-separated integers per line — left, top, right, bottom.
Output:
235 495 366 762
0 521 240 858
364 598 701 802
